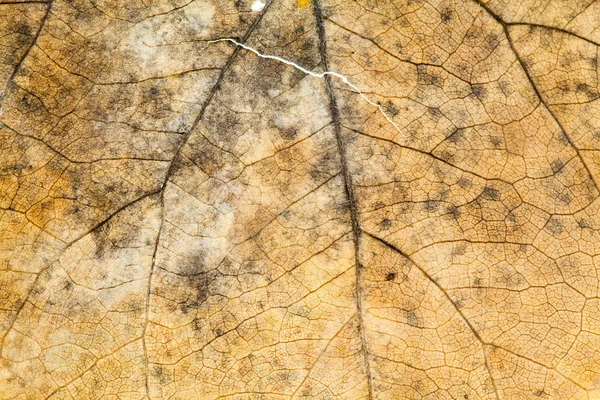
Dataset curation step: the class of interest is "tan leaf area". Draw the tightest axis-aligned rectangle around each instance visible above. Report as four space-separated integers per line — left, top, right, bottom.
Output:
1 0 600 398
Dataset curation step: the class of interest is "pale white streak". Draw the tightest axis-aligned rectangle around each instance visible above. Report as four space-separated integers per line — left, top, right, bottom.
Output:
208 38 405 136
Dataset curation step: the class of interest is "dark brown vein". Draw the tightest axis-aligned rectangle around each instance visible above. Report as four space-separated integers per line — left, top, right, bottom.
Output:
311 0 373 398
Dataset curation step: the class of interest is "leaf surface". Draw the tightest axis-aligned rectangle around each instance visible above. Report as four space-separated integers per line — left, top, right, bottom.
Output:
1 0 600 399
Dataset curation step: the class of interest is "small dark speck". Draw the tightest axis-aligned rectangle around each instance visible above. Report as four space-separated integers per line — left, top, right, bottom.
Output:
441 10 452 23
385 272 396 281
64 281 73 291
490 136 502 148
215 328 224 336
295 26 304 34
381 218 392 228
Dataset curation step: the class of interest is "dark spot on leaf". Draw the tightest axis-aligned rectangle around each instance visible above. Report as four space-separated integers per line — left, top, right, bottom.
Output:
441 10 452 23
406 309 422 327
446 129 464 144
385 102 399 116
176 253 211 314
471 84 485 99
385 272 396 281
457 177 471 188
448 205 461 219
546 217 563 235
428 107 441 118
192 317 201 332
482 187 499 200
381 218 391 228
424 200 439 212
551 160 564 174
490 136 502 148
452 243 467 256
280 128 297 140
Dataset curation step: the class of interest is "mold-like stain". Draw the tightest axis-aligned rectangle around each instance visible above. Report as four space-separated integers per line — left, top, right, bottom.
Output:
428 107 441 118
192 317 202 332
447 205 461 220
417 65 440 86
153 365 170 384
452 243 467 256
490 136 502 148
546 217 563 235
424 199 439 212
385 272 396 281
482 187 500 200
406 309 422 327
485 33 500 50
380 218 392 228
92 222 111 260
385 102 399 117
558 191 571 205
177 253 212 314
15 23 33 46
279 128 297 140
308 150 337 182
473 277 482 287
471 84 485 100
440 9 453 23
457 177 471 189
63 281 73 291
506 211 516 223
550 159 565 174
446 128 464 144
189 140 224 176
576 83 599 100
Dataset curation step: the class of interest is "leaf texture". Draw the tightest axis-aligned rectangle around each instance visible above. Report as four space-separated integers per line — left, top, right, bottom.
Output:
1 0 600 399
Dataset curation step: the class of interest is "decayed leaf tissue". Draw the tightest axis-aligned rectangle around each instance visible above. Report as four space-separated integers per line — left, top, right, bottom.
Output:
2 0 600 398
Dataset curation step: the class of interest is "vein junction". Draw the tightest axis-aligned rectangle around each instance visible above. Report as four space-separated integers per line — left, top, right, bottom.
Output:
209 38 405 136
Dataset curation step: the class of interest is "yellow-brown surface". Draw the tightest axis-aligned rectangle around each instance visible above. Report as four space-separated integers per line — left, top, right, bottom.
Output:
1 0 600 398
